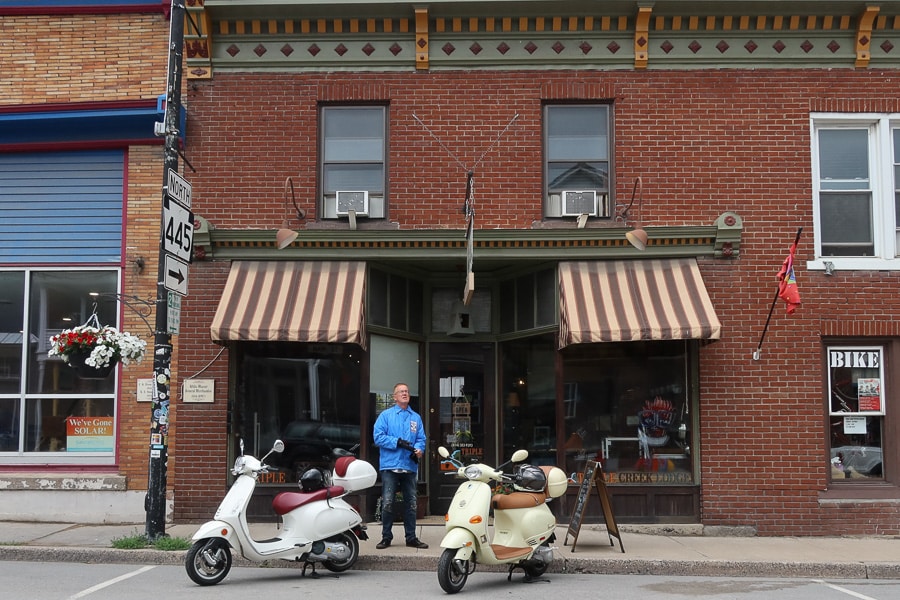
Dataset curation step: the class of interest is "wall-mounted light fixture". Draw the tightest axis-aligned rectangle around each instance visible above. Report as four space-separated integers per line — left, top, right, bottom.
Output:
620 177 648 251
824 261 835 276
276 177 306 250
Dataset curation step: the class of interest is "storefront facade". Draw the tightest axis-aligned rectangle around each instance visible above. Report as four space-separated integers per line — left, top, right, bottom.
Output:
0 1 172 521
170 1 900 535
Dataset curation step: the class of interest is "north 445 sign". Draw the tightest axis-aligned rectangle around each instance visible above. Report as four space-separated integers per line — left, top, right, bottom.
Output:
163 197 194 263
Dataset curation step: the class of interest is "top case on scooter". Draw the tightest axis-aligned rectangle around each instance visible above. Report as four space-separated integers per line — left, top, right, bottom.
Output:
333 456 377 492
541 466 568 498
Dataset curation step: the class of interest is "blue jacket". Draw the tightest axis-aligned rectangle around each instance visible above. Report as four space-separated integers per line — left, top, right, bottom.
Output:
373 404 426 472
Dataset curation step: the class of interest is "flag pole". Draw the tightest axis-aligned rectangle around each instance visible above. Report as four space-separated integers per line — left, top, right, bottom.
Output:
752 227 802 361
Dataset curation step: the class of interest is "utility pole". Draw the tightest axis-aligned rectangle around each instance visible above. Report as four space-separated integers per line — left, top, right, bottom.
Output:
146 0 186 540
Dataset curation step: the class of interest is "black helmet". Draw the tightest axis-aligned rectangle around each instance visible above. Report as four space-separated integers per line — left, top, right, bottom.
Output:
513 465 547 493
300 468 328 492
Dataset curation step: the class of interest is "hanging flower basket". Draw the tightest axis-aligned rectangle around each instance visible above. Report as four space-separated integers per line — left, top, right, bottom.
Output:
48 319 147 379
65 347 118 379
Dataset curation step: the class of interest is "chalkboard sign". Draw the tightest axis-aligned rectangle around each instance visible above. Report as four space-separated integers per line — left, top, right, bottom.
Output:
564 460 624 553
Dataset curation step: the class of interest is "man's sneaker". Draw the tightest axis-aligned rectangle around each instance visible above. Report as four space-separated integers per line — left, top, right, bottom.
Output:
376 539 391 549
406 538 428 549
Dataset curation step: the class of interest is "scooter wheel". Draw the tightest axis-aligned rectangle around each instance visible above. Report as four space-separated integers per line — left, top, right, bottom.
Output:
437 548 469 594
322 531 360 572
185 538 233 586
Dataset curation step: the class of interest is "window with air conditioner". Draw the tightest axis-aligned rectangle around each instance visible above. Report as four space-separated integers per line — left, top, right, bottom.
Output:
811 114 900 271
544 104 611 219
321 106 386 219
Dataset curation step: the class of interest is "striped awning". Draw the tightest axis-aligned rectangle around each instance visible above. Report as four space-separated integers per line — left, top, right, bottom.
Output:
558 259 721 348
211 261 367 349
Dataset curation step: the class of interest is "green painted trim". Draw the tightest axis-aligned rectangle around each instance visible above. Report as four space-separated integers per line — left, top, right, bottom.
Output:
192 214 741 263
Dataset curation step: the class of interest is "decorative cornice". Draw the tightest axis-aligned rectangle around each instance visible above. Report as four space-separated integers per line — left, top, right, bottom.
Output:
188 2 900 78
192 213 741 264
856 4 880 68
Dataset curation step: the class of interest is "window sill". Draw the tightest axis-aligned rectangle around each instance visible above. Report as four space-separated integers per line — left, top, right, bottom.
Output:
807 258 900 272
819 484 900 503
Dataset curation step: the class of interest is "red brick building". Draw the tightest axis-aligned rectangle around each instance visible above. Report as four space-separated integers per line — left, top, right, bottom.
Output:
3 1 900 536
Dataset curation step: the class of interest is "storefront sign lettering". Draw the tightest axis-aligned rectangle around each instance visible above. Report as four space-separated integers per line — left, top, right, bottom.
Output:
606 470 692 484
66 416 114 452
258 471 286 484
829 350 879 369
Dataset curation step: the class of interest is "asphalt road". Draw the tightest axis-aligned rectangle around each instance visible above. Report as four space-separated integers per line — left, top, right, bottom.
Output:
3 561 900 600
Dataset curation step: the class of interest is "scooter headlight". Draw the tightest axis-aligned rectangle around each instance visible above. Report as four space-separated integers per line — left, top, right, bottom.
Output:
463 465 483 480
232 456 247 475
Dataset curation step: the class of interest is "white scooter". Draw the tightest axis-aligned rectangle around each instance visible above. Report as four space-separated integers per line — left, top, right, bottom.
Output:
185 438 377 586
436 446 567 594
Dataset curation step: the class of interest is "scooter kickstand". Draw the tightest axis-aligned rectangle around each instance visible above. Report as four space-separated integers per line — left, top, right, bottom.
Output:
301 560 319 578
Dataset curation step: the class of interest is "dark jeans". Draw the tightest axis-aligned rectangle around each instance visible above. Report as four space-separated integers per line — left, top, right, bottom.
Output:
380 469 418 542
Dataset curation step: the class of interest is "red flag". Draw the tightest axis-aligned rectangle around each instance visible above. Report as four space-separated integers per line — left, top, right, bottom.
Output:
776 242 801 314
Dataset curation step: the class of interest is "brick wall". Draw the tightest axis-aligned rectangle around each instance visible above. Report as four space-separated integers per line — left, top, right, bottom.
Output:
1 13 168 106
177 67 900 533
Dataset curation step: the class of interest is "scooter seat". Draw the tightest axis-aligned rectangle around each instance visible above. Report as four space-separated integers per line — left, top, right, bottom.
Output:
491 491 547 511
272 485 347 515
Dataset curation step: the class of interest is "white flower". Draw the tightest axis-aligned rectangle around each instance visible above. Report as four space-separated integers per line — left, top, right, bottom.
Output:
49 325 147 370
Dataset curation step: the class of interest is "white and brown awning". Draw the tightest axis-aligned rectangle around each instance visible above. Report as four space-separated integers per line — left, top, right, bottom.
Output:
211 261 367 349
558 258 721 348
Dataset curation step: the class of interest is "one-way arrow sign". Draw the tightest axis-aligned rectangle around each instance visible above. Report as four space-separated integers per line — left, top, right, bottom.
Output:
164 254 189 296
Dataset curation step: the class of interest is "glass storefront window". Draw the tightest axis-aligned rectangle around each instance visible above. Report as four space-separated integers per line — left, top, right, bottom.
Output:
1 269 119 461
560 341 693 485
501 334 557 466
827 346 885 480
233 342 363 484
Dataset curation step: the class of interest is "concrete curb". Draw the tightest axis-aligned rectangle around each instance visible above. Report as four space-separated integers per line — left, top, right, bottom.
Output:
2 545 899 580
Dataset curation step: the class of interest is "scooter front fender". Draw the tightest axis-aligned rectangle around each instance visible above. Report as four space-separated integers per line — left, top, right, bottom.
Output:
440 527 477 561
190 520 239 547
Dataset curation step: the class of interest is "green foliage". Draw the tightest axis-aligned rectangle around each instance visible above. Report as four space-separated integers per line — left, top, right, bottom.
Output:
110 530 191 550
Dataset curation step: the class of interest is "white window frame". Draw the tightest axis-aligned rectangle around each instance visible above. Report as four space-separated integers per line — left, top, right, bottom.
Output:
809 113 899 271
0 267 121 466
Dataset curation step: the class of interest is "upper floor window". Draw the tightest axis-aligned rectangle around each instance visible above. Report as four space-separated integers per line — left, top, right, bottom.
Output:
321 105 386 219
544 104 611 219
811 114 900 270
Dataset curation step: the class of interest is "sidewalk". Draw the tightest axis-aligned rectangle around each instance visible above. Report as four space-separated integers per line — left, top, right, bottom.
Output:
1 518 898 580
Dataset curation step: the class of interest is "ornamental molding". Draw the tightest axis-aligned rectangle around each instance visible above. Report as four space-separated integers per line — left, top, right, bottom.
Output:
185 1 900 78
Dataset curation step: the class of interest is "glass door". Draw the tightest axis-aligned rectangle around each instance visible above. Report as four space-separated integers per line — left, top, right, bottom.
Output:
427 342 495 516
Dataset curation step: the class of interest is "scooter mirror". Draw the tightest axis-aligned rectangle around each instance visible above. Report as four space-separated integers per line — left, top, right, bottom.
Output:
510 449 529 463
438 446 450 458
272 440 285 454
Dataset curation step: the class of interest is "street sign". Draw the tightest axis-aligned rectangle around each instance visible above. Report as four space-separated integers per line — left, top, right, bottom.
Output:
163 197 194 263
164 254 189 296
167 291 181 335
166 168 191 209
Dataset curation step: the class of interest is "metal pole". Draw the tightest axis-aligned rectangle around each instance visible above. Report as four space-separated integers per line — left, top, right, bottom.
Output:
146 0 185 540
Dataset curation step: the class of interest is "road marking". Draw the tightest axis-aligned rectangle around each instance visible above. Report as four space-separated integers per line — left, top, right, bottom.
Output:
812 579 879 600
68 565 156 599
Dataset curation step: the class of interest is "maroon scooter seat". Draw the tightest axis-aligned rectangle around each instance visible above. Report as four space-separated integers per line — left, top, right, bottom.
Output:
272 485 346 515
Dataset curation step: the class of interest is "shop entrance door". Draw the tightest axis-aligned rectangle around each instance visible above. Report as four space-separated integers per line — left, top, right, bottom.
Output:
427 342 496 517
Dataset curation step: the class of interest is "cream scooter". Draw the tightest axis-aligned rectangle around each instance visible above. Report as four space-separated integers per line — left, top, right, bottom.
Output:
436 446 567 594
185 439 377 586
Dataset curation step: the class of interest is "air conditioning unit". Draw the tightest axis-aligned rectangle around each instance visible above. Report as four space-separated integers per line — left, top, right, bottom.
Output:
336 191 369 216
560 190 598 217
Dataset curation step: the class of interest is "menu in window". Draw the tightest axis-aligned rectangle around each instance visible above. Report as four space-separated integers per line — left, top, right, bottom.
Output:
857 378 881 412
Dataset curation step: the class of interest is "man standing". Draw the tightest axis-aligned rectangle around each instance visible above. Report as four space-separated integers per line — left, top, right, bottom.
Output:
373 382 428 549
